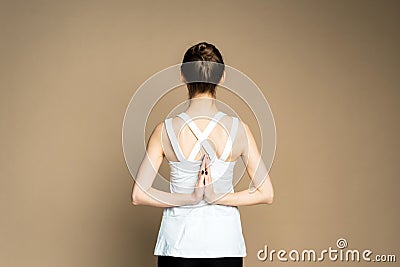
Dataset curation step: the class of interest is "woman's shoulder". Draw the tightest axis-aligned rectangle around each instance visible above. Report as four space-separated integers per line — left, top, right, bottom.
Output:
148 121 165 139
220 113 247 131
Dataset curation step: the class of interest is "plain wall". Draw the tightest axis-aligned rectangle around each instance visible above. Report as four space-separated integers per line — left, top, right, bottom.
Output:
0 0 399 266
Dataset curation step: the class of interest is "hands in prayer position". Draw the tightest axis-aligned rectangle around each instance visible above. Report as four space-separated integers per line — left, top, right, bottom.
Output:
192 154 219 204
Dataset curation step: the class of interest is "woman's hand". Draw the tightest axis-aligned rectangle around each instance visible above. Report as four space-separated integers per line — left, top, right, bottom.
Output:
203 155 218 204
191 154 206 204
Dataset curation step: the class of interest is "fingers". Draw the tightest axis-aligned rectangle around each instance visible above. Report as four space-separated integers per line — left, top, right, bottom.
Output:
196 170 205 185
205 154 210 171
199 154 214 186
203 155 211 185
204 154 210 178
199 174 205 187
204 173 208 185
198 156 205 178
197 154 206 186
205 172 211 185
200 154 206 175
198 154 206 185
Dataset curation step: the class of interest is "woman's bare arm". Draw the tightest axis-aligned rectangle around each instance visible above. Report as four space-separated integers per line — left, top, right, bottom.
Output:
210 121 274 206
131 122 201 207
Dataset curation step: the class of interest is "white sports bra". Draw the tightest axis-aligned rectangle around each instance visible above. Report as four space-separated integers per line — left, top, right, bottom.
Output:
153 111 247 258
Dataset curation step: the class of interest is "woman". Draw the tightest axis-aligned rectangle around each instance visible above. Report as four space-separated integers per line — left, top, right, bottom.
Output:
131 42 274 267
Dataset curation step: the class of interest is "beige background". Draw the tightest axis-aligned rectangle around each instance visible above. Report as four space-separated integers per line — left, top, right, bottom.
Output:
1 0 399 266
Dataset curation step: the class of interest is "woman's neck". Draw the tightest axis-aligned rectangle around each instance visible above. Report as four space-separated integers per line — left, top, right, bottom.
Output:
185 93 219 116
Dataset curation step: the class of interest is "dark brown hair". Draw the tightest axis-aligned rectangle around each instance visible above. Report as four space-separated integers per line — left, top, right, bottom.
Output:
181 42 225 99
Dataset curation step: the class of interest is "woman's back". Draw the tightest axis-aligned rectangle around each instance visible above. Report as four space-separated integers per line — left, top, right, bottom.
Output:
161 110 243 197
161 110 245 163
154 110 248 258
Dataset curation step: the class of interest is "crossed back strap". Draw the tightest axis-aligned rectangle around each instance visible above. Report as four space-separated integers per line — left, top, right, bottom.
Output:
165 111 239 162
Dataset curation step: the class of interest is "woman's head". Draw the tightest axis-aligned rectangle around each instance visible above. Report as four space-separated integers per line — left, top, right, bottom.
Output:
180 42 225 99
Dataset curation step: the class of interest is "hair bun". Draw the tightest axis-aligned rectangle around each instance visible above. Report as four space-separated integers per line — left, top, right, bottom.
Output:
181 41 225 98
198 43 207 52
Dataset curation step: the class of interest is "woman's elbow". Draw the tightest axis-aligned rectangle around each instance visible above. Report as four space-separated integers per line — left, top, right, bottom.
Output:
131 190 143 206
131 194 140 206
262 192 274 204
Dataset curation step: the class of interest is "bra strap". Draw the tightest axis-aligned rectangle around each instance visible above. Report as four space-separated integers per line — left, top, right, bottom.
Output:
164 118 186 161
219 117 239 161
177 112 225 161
